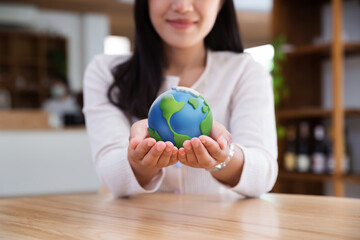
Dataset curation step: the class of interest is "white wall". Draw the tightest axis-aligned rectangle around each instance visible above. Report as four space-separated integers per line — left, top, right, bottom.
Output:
83 14 109 71
0 130 100 197
35 10 109 93
36 11 83 92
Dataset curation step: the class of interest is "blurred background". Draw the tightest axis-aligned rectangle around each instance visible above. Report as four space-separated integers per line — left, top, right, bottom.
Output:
0 0 359 198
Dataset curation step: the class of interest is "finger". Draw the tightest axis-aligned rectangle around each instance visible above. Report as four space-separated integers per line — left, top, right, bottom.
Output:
183 140 198 166
129 119 149 149
191 137 215 169
129 138 140 150
217 137 228 151
156 141 174 168
129 138 156 160
142 141 166 167
178 147 187 165
199 135 227 161
168 147 179 166
209 121 232 150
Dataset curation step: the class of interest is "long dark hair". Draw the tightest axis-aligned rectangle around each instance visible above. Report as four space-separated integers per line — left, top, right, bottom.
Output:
108 0 243 119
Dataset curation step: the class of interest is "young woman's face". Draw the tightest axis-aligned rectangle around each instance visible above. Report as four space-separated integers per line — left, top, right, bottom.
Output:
148 0 223 49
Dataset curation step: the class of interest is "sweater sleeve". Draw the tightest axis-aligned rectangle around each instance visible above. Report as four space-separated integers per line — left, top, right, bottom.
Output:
82 55 165 197
228 56 278 197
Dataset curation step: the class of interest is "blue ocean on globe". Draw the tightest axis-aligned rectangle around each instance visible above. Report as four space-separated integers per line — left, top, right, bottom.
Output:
147 87 213 148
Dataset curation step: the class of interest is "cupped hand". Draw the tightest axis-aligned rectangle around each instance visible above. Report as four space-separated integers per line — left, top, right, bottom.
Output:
128 119 178 170
178 121 232 169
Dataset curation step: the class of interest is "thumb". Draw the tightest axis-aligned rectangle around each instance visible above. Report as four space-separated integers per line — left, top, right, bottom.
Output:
217 135 231 150
210 121 231 150
129 119 149 150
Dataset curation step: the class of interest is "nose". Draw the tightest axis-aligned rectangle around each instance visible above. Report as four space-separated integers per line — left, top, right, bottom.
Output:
171 0 194 13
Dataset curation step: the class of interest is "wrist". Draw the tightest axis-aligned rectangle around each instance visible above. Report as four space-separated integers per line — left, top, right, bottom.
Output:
207 143 235 173
129 160 161 187
210 144 245 187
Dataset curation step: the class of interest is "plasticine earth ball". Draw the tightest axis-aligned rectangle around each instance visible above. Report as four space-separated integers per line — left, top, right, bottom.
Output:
147 87 213 148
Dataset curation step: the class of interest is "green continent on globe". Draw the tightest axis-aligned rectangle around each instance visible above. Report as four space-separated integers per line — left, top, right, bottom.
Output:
200 100 213 136
147 127 163 142
160 94 191 148
188 98 199 109
201 105 208 113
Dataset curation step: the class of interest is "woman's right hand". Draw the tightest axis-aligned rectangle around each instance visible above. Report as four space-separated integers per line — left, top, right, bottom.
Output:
128 119 178 187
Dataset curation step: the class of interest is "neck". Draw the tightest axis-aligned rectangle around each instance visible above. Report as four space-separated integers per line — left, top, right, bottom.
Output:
164 43 207 76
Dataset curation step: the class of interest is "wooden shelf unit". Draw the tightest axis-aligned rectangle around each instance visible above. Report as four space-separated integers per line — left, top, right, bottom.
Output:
276 108 360 120
278 171 360 183
285 42 360 57
272 0 360 197
0 30 66 109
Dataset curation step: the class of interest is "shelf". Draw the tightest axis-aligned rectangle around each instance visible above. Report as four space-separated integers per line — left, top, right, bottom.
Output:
278 171 360 183
0 57 47 67
14 87 42 93
284 42 360 57
272 0 358 197
0 81 12 88
276 108 360 120
0 30 66 109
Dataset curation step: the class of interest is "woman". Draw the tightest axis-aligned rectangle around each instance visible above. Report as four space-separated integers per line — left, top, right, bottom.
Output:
83 0 278 197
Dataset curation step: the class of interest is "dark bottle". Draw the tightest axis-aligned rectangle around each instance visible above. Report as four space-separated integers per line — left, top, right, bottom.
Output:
297 121 311 172
283 125 297 172
326 126 336 174
312 125 327 174
326 126 351 174
343 127 352 174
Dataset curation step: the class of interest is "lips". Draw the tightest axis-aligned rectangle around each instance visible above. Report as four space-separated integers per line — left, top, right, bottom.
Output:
167 18 196 30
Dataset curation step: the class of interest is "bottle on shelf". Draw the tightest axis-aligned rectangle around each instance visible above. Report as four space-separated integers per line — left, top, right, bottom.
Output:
311 125 327 174
326 125 352 174
325 125 334 173
343 127 352 174
283 125 297 172
297 121 311 172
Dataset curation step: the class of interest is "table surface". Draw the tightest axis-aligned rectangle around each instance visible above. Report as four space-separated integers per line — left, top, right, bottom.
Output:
0 193 359 240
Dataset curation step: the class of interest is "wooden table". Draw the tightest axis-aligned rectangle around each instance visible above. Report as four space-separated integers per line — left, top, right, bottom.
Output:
0 193 359 240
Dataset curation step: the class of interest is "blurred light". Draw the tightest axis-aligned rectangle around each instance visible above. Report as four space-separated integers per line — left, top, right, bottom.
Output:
104 36 131 55
234 0 272 12
245 44 274 72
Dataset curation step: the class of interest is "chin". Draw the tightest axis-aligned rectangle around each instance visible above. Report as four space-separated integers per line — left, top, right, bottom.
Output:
164 38 201 50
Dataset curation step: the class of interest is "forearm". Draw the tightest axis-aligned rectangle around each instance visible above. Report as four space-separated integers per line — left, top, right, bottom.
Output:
211 145 244 187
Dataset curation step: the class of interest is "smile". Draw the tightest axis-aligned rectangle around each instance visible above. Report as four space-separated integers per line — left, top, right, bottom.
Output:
167 19 196 30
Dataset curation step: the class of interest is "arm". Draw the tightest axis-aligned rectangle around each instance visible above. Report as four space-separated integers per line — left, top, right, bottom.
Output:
178 56 278 197
227 58 278 197
83 55 173 197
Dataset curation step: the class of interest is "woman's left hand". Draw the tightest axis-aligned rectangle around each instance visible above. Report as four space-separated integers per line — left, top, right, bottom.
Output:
178 121 232 170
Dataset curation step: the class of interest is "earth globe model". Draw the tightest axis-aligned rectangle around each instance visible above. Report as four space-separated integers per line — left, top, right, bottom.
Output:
147 87 213 148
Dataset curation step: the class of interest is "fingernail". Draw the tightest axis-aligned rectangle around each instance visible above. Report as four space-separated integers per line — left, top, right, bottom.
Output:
166 146 172 152
156 144 165 151
148 140 154 147
184 141 191 150
192 140 199 148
